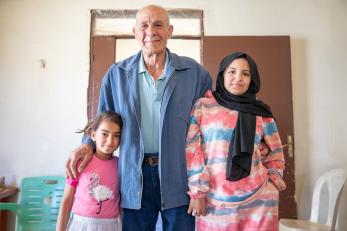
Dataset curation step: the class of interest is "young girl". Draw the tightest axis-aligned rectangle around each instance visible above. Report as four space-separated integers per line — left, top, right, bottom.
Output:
186 52 286 231
57 111 122 231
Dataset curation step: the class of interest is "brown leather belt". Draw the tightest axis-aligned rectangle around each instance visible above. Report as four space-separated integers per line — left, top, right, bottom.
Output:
143 155 159 166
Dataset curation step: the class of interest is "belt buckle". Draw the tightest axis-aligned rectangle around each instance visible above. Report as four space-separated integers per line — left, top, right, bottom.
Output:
147 157 158 166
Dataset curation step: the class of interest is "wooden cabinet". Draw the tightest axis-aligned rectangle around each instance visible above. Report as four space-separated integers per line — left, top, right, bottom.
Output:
0 187 18 231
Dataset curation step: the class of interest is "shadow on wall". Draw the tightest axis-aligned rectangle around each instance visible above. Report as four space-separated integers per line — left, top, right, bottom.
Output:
291 38 347 230
290 38 312 219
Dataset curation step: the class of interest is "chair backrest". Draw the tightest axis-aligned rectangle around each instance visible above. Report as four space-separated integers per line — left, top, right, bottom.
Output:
309 168 347 229
16 176 65 231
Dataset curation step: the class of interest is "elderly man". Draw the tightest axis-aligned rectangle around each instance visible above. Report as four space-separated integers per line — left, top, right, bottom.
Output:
66 4 212 231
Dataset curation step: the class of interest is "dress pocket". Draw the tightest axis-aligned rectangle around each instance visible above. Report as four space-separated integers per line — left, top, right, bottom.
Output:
207 181 269 208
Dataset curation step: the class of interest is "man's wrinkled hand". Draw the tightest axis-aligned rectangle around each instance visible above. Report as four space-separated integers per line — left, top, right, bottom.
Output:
65 144 93 179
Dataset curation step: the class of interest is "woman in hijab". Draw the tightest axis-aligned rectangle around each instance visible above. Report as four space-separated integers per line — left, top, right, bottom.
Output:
186 52 286 231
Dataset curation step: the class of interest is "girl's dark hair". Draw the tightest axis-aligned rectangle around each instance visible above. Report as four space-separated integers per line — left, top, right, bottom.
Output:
77 111 123 136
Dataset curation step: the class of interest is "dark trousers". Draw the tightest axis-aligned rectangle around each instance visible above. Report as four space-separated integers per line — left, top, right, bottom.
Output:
122 161 195 231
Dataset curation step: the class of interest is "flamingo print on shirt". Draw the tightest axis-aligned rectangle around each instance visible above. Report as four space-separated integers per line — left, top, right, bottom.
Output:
88 172 114 214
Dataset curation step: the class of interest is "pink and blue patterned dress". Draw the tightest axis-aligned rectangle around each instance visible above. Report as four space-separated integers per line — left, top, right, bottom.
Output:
186 91 286 231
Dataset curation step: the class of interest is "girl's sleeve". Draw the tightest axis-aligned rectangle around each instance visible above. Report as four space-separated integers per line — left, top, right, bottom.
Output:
262 117 286 191
186 100 210 199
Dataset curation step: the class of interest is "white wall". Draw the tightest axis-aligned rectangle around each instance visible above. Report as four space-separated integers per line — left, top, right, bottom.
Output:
1 0 347 229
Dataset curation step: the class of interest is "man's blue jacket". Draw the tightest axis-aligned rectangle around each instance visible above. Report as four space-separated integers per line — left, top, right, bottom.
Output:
85 49 212 210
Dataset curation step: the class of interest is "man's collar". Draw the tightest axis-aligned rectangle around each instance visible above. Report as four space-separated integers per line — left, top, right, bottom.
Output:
138 51 169 75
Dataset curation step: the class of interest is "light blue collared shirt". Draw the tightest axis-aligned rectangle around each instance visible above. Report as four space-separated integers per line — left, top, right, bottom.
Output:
138 52 170 153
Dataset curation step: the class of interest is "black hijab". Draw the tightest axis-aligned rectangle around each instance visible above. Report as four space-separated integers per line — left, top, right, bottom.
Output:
212 52 274 181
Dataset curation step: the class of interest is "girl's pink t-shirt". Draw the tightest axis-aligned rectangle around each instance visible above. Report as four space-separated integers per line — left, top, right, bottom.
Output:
67 155 120 218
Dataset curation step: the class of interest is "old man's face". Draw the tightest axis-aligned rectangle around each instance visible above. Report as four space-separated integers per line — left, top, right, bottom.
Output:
133 6 173 57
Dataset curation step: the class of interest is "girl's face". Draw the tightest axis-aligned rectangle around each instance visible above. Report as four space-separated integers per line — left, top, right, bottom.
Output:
223 58 251 96
91 120 121 160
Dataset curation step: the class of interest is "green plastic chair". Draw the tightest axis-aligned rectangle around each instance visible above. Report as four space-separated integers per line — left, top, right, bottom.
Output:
0 175 65 231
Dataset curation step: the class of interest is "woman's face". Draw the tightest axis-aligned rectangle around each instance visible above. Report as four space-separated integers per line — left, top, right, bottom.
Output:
223 58 251 95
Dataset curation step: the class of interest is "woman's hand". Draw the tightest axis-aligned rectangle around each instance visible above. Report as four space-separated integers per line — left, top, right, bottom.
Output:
258 141 270 155
187 198 206 216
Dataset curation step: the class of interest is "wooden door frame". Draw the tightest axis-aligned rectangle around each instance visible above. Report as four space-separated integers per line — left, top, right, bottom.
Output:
88 10 297 219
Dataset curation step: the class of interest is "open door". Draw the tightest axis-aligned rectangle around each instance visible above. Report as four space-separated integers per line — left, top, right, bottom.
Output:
88 36 116 120
203 36 297 219
89 35 297 219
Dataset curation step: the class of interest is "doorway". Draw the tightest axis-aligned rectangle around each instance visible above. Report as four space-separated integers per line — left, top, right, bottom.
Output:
88 9 297 220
